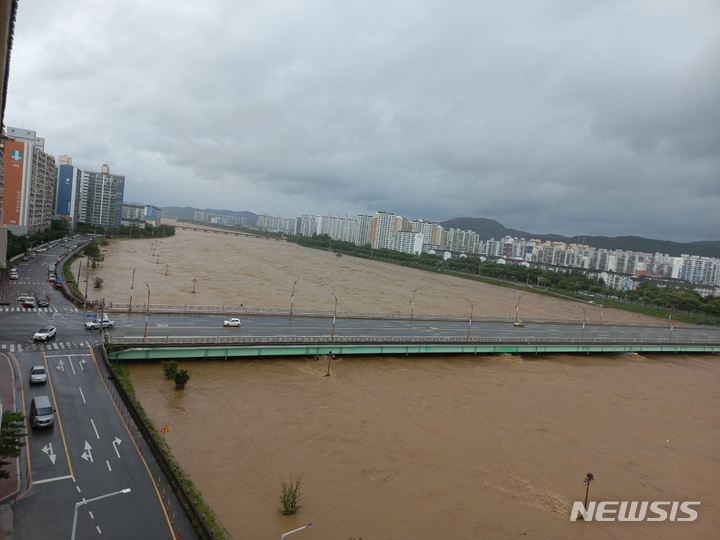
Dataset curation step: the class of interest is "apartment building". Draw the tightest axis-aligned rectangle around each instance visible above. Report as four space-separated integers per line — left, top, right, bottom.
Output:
1 127 56 235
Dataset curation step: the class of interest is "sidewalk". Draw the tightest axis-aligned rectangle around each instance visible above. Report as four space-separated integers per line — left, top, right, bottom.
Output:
0 355 18 539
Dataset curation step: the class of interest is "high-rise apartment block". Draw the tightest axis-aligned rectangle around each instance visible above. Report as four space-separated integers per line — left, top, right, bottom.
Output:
1 127 56 234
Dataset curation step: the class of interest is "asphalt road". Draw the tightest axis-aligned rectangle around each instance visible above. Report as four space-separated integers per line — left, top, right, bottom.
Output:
1 241 196 540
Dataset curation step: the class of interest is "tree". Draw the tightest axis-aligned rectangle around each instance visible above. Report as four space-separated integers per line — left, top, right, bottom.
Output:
0 411 26 480
93 277 104 289
83 242 105 268
174 369 190 389
162 360 179 379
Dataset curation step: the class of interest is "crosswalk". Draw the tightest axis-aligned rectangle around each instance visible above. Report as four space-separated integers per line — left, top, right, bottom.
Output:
0 306 80 313
0 341 95 353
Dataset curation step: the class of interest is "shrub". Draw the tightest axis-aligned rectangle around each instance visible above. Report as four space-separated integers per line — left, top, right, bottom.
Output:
278 474 303 515
162 361 178 379
93 277 104 289
174 369 190 389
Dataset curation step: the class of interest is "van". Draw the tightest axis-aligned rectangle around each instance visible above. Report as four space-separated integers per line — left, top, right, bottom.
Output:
30 395 55 429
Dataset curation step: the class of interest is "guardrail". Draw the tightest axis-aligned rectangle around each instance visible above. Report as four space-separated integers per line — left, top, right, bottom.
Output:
107 334 720 347
100 302 692 328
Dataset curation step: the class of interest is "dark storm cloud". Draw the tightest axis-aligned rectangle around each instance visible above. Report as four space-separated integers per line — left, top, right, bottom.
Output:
6 0 719 241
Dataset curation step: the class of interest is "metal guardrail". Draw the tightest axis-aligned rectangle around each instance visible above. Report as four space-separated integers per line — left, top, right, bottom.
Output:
100 302 697 329
106 334 720 347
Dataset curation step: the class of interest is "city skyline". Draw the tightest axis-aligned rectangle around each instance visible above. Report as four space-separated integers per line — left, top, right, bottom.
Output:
5 1 719 243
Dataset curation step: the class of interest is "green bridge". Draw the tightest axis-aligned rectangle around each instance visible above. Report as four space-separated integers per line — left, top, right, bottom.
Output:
105 335 720 361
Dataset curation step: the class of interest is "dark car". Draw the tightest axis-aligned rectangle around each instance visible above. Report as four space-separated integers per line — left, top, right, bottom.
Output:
37 297 50 308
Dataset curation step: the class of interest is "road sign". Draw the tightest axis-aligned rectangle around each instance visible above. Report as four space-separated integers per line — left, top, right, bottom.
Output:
161 425 169 433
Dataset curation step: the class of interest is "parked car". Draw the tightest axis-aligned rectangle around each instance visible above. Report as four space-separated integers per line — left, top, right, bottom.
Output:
33 326 57 341
37 297 50 308
30 366 48 384
223 318 242 327
84 317 115 330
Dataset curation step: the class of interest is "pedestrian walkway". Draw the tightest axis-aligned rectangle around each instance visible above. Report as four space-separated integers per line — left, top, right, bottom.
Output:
0 341 94 353
0 355 19 505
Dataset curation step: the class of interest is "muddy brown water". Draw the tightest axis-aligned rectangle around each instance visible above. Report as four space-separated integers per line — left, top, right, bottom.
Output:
127 353 719 540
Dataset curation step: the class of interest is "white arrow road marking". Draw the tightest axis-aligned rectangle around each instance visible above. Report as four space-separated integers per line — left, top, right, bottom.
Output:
42 443 57 465
81 441 93 463
56 359 65 372
112 437 122 458
79 358 86 371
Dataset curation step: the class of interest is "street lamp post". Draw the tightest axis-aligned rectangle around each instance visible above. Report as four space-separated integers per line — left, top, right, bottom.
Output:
580 306 588 340
290 279 299 320
465 298 475 340
514 293 526 323
583 473 594 508
331 292 338 340
71 488 131 540
143 284 150 339
410 287 421 320
129 268 136 312
280 522 314 540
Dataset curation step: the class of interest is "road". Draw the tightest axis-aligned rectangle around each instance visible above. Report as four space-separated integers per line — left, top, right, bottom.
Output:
1 239 196 539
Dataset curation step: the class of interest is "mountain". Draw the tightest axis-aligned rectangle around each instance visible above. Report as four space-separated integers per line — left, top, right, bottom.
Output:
440 217 720 259
162 206 258 223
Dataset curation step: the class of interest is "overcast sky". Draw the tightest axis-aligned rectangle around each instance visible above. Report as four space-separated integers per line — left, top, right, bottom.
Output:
6 1 719 242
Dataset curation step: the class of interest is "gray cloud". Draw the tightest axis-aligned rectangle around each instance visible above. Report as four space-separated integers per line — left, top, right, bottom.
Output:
6 0 719 242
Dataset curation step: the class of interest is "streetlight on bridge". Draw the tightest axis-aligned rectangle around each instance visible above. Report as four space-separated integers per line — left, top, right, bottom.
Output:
143 284 150 339
290 279 299 320
514 293 526 323
331 292 338 341
410 287 421 320
465 298 475 340
129 268 136 312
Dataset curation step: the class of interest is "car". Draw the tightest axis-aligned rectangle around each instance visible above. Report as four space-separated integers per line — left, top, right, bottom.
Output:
18 293 32 303
9 272 18 280
513 321 526 327
223 318 242 327
30 395 55 429
29 366 48 384
33 326 57 341
21 254 30 261
22 297 36 308
84 317 115 330
37 297 50 308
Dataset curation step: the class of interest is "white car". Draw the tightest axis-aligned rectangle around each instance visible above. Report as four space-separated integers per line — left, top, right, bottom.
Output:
33 326 57 341
223 318 242 327
30 366 48 384
85 318 115 330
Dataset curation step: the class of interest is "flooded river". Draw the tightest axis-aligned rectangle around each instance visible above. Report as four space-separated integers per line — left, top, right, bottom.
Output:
127 353 719 540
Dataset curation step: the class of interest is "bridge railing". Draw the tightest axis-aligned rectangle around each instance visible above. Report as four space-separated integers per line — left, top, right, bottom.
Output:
101 302 682 328
106 334 720 347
